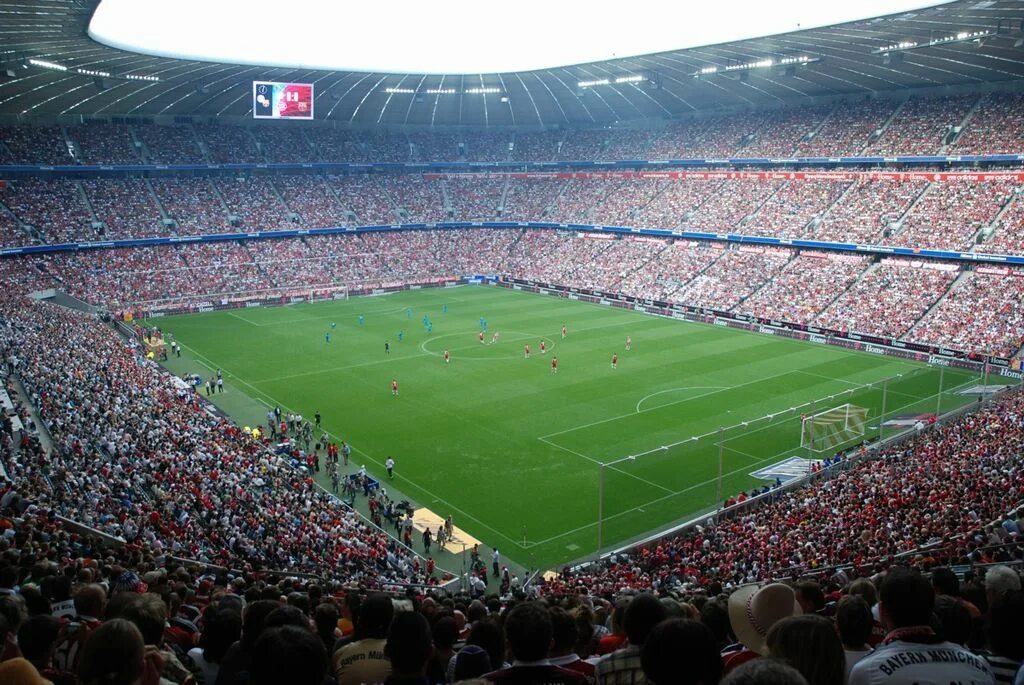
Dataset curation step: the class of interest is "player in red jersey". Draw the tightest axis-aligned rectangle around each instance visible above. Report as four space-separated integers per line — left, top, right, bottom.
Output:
551 356 558 373
444 349 450 364
625 336 631 351
479 331 485 344
524 344 531 359
611 353 618 369
391 379 399 396
540 340 546 354
561 325 567 338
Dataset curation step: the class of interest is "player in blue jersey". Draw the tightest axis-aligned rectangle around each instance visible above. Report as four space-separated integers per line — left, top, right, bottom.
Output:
358 314 365 326
398 330 404 342
325 332 330 343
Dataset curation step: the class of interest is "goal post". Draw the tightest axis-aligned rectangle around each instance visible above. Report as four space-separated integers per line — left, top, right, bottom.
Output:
800 403 868 453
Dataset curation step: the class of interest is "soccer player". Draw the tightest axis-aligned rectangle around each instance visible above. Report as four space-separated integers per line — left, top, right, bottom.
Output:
358 314 365 326
551 356 558 373
442 304 448 314
314 410 321 428
611 353 618 369
524 344 531 359
398 330 404 342
444 349 450 364
625 336 631 351
385 340 390 355
325 332 330 343
385 456 395 479
406 307 413 319
561 325 567 338
426 322 432 334
479 331 485 344
491 331 499 344
540 340 546 355
391 379 399 396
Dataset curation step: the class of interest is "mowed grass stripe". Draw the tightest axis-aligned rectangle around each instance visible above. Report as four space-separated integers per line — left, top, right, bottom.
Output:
158 285 987 567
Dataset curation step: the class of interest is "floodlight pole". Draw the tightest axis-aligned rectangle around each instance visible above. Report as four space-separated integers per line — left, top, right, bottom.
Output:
936 366 944 418
715 427 724 513
596 462 605 561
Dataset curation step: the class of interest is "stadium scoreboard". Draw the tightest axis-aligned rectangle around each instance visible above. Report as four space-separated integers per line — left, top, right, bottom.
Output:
253 81 314 119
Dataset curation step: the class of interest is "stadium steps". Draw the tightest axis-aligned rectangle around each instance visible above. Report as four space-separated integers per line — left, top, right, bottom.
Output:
208 178 236 221
320 176 359 223
737 180 787 230
797 102 840 152
973 189 1020 250
805 178 859 237
666 246 727 298
439 180 453 216
732 249 799 311
0 194 42 243
941 94 985 152
858 98 907 155
128 125 150 164
143 178 173 224
267 177 295 215
60 126 83 163
903 269 971 338
245 129 268 163
375 176 406 223
497 176 512 219
75 180 99 224
884 181 935 243
194 126 214 164
815 260 880 320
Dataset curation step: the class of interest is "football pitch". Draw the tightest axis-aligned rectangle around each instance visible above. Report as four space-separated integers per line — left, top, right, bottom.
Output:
157 285 994 569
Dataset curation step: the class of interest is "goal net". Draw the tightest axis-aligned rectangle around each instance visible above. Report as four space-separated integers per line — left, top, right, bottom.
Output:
800 404 868 453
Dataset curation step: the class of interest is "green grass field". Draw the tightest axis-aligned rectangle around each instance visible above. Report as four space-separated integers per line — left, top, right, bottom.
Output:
156 285 994 569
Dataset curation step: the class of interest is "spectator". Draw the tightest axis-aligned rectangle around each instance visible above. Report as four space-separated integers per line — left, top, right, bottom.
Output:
985 567 1022 608
640 619 722 685
482 602 586 684
595 593 667 685
981 591 1024 684
384 611 433 685
188 608 242 685
425 616 457 685
836 596 874 681
765 615 844 685
548 607 596 682
76 618 146 685
250 625 327 685
849 568 995 685
17 614 72 685
333 593 393 685
719 659 809 685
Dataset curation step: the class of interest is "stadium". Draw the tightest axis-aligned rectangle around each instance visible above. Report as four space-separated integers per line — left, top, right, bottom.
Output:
0 0 1023 682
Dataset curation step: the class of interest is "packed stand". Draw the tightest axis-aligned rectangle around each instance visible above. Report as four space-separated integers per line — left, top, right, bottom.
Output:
546 179 628 224
618 241 723 302
743 180 852 238
984 189 1024 255
742 105 831 157
813 179 928 244
864 95 977 156
215 177 293 231
816 261 958 339
151 178 232 235
952 92 1024 154
0 125 72 165
408 132 460 163
511 131 564 162
590 179 670 227
136 124 203 165
628 178 723 230
70 123 140 165
329 176 397 224
81 179 165 239
736 253 870 324
681 180 783 232
195 125 262 164
445 177 505 222
674 248 790 311
888 180 1011 251
3 178 95 244
0 293 434 589
273 175 350 228
251 126 316 163
307 129 371 163
913 269 1024 358
457 132 511 163
796 99 898 157
379 176 446 223
499 178 566 222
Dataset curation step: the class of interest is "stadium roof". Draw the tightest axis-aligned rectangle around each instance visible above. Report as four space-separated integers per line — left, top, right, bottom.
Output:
1 0 1023 127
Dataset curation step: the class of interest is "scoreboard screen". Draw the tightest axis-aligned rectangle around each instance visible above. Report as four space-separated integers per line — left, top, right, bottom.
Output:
253 81 314 119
